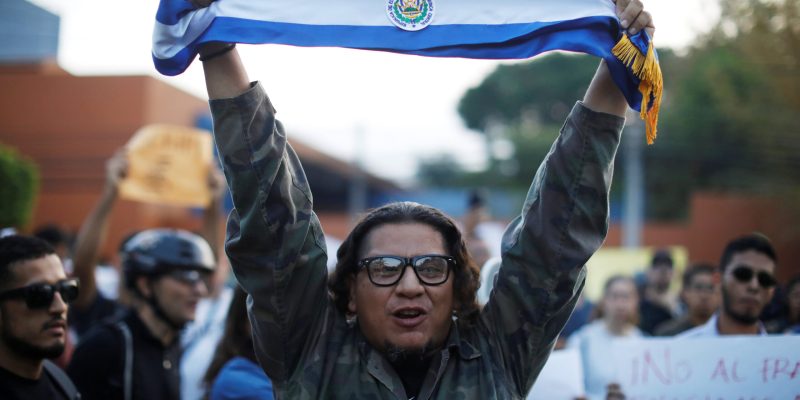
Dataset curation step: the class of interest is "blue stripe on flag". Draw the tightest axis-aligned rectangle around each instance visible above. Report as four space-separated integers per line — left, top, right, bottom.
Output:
153 15 642 111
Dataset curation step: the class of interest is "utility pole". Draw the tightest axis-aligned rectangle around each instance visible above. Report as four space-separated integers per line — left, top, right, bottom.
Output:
622 119 644 248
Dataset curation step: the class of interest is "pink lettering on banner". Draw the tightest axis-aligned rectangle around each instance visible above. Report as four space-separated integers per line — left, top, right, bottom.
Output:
761 358 800 382
710 359 746 383
630 349 692 386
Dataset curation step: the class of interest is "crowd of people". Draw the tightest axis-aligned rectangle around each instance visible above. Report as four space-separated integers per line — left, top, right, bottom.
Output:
0 0 796 399
3 171 795 400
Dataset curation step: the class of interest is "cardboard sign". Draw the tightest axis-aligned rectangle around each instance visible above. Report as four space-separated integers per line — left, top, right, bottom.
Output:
612 336 800 399
119 124 213 207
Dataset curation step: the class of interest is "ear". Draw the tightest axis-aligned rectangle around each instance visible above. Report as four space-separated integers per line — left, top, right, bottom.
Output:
135 276 153 298
712 271 722 285
347 276 357 314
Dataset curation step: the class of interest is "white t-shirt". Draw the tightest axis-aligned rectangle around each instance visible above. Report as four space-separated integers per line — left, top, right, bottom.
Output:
566 320 643 400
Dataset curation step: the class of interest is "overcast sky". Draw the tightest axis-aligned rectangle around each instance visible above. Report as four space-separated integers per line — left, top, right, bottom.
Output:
31 0 720 184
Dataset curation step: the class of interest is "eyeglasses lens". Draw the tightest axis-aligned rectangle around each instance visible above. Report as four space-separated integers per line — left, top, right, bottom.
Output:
414 256 448 283
26 285 56 308
367 258 403 285
169 269 211 288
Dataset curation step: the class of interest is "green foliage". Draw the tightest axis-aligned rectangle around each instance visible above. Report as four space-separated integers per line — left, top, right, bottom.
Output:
0 143 39 229
418 0 800 220
416 154 464 186
458 53 598 132
645 0 800 219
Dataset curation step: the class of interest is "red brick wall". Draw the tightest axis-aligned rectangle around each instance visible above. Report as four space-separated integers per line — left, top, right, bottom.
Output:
1 66 208 260
607 193 800 282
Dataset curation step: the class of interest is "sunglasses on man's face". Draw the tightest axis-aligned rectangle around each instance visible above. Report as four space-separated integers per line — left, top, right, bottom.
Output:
164 269 212 288
0 279 80 309
731 265 776 289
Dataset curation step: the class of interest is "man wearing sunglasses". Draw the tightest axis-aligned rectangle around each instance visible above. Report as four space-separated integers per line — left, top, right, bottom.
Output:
67 229 215 400
0 235 80 400
680 234 777 337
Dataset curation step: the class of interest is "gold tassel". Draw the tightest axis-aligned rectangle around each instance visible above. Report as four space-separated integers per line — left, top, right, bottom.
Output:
612 34 663 144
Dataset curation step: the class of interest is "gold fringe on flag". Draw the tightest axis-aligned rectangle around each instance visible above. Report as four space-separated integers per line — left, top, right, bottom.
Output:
612 33 663 144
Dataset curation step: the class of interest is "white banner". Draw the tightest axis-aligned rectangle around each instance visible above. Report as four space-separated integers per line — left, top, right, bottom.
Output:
528 347 585 399
612 336 800 399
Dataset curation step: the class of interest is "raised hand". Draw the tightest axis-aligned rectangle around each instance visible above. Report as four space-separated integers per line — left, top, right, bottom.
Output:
613 0 655 38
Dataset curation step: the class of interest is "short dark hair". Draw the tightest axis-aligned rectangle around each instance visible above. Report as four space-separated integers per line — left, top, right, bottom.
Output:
719 233 777 273
651 249 673 268
682 263 716 288
328 202 481 325
33 224 69 248
0 235 56 289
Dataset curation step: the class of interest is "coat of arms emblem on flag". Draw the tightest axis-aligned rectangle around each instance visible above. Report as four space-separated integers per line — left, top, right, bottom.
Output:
386 0 435 31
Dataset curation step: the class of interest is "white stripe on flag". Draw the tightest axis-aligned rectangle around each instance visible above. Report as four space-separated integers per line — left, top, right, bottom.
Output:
153 0 615 60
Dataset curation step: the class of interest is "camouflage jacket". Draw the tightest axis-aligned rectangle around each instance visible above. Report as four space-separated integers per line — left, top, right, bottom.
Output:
210 83 623 399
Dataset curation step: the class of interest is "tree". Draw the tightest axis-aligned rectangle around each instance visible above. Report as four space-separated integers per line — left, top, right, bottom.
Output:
447 0 799 220
452 53 604 190
0 143 39 229
645 0 800 218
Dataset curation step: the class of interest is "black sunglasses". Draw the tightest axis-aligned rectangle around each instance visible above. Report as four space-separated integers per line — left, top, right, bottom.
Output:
358 255 455 287
0 279 80 309
731 265 776 289
163 269 212 288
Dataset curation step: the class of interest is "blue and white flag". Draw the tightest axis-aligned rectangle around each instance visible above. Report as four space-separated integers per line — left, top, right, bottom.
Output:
153 0 662 142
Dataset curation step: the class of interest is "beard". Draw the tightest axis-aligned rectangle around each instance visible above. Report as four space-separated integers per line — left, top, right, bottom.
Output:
721 285 759 325
1 314 65 360
383 340 435 364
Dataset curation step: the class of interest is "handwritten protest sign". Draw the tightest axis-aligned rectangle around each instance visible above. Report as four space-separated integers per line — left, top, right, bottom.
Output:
612 336 800 399
119 124 213 208
528 347 585 399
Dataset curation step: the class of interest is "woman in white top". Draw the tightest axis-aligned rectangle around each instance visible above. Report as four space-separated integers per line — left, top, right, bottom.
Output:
567 275 643 399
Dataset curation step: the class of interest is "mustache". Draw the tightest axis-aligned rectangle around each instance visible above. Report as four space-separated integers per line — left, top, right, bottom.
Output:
42 317 66 331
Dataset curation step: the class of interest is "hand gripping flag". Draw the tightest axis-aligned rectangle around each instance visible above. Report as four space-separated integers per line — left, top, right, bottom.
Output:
153 0 662 143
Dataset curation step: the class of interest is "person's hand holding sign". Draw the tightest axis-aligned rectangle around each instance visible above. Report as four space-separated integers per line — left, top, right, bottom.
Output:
105 148 129 193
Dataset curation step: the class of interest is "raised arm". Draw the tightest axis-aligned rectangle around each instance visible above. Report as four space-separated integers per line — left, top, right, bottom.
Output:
200 165 228 297
200 43 330 384
71 149 127 309
480 1 654 394
583 0 655 117
200 44 251 100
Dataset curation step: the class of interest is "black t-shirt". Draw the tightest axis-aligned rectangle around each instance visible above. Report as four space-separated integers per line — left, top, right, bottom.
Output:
67 310 182 400
0 365 69 400
639 298 674 335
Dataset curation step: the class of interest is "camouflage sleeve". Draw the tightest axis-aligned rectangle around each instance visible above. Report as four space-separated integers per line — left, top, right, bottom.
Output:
480 101 623 396
209 82 329 383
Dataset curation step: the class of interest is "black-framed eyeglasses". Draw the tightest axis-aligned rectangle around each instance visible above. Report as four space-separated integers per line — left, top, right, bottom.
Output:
731 265 776 289
0 278 80 309
357 255 455 287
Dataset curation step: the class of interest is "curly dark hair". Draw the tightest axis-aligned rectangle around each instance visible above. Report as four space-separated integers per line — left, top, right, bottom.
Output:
328 201 482 325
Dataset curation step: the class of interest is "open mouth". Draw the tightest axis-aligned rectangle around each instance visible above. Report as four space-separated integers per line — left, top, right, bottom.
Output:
391 308 427 328
394 309 424 319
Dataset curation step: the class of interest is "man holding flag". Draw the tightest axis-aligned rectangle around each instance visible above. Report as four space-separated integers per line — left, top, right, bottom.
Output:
173 0 655 398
